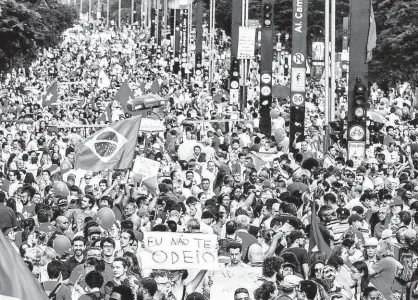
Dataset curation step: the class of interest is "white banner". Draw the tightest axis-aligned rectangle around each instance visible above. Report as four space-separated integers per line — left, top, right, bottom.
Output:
141 232 219 270
210 267 262 300
133 157 160 179
237 27 256 59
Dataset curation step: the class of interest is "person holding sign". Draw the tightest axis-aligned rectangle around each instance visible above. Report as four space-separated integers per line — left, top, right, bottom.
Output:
170 269 208 300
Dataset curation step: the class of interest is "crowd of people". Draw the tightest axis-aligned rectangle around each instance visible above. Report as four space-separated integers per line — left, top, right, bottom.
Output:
1 18 418 300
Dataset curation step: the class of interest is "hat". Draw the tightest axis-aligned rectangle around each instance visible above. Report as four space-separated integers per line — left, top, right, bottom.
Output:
57 198 68 206
201 210 215 220
364 237 378 247
357 166 367 173
262 180 271 189
2 227 17 236
381 229 393 239
282 275 303 289
246 162 255 169
389 196 403 207
87 226 101 236
282 262 297 271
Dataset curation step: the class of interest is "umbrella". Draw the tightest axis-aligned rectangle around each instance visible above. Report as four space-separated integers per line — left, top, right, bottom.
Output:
272 85 290 98
368 111 387 123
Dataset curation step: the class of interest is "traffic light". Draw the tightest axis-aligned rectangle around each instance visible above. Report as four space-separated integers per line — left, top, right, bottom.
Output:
352 77 367 121
263 3 273 28
329 120 345 146
284 57 289 76
230 57 240 90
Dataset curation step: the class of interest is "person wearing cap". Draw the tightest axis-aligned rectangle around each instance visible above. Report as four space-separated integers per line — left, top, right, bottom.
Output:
281 230 309 279
332 208 351 245
363 238 378 267
348 214 366 245
3 227 19 252
277 275 303 300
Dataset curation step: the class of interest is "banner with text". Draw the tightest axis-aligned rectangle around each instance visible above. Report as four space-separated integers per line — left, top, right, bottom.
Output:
237 27 256 59
210 267 262 300
133 157 160 179
289 0 308 150
141 232 219 270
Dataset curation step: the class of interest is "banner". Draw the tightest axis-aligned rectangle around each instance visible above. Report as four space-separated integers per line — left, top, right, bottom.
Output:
141 232 219 270
237 27 256 59
210 267 262 300
133 157 160 179
289 0 308 150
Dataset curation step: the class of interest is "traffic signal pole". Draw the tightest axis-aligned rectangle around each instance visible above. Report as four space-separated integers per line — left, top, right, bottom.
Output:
258 0 274 135
347 0 370 166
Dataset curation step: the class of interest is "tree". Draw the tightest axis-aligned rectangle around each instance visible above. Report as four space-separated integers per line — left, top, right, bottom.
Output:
369 0 418 86
0 0 78 71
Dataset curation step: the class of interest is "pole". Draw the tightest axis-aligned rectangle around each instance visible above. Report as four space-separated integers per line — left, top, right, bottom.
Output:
132 0 135 24
323 0 330 153
209 0 215 94
80 0 83 18
118 0 121 28
330 0 336 121
88 0 91 21
106 0 109 26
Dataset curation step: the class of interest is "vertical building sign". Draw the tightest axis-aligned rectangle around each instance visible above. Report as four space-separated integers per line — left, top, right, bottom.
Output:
289 0 308 150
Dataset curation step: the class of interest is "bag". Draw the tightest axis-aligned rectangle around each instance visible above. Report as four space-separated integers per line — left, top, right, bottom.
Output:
398 251 415 283
48 283 62 300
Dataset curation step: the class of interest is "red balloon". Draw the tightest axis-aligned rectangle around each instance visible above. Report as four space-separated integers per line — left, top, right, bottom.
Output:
97 207 116 230
53 235 71 255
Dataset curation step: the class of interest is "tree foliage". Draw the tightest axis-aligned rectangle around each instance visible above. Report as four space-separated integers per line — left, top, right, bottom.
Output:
369 0 418 86
0 0 78 71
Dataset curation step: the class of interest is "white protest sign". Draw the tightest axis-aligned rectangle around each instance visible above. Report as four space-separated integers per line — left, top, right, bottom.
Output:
141 232 219 270
139 118 166 133
133 157 160 179
237 27 256 59
210 267 262 300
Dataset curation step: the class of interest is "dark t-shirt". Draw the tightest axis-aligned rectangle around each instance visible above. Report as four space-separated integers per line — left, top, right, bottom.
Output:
280 247 309 272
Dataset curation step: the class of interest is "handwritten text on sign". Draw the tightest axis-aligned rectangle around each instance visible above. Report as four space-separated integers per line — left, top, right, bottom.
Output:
210 267 262 300
141 232 219 270
133 157 160 179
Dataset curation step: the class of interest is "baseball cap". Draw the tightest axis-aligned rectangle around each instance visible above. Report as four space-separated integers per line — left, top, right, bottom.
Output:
2 227 17 236
87 226 101 236
381 229 393 240
282 275 303 288
389 196 403 207
364 237 378 247
57 198 68 207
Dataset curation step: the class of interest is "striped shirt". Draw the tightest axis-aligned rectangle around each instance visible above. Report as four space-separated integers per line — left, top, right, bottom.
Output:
332 221 350 245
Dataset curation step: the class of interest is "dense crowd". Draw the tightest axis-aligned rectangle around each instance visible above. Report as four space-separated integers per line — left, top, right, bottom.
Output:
1 20 418 300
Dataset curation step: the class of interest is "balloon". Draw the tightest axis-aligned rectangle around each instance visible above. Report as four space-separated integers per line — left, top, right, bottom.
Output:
53 181 70 197
274 128 286 144
60 161 72 173
270 108 279 119
53 235 71 255
395 109 403 118
97 207 116 230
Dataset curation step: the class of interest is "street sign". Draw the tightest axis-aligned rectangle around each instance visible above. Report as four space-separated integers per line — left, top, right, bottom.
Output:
291 68 306 92
237 27 256 59
348 141 366 167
